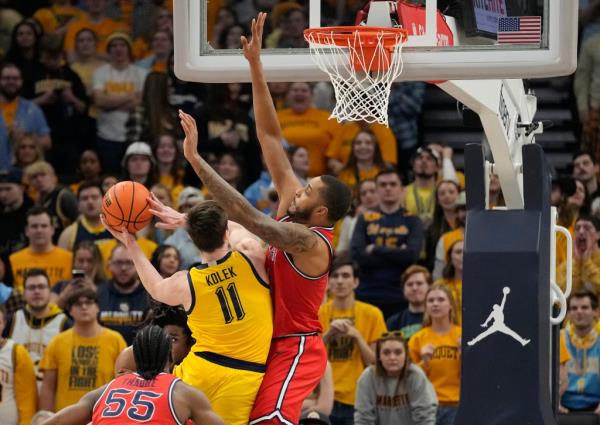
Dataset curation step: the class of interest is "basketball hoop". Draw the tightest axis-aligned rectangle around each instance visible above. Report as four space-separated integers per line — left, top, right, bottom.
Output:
304 26 408 126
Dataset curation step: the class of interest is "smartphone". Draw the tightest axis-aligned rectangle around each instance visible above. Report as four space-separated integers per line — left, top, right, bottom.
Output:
72 269 86 278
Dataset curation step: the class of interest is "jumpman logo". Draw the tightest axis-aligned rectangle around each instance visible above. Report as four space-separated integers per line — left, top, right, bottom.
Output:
467 286 530 347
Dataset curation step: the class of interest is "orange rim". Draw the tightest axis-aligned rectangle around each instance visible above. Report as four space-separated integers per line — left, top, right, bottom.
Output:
304 26 408 49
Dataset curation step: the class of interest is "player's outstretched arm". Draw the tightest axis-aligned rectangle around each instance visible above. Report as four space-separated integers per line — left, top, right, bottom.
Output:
242 12 302 216
40 386 105 425
181 112 322 256
100 215 192 310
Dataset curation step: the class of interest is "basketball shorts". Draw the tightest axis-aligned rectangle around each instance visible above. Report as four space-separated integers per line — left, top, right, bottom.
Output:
173 351 265 425
249 334 327 425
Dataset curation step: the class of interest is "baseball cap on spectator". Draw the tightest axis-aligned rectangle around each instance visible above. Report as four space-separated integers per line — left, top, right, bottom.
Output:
121 142 155 167
299 410 331 425
0 167 23 185
412 146 440 165
178 187 205 209
106 31 133 52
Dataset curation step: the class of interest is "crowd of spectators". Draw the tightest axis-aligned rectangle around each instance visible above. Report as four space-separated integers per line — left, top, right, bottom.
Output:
0 0 599 424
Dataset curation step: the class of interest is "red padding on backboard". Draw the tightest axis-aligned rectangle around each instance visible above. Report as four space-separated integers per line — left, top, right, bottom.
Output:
356 1 454 47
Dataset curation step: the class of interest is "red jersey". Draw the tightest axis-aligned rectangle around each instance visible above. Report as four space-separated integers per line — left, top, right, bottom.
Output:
92 372 183 424
266 217 334 337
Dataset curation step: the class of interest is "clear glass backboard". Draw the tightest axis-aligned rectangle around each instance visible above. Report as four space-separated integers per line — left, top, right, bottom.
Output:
173 0 578 83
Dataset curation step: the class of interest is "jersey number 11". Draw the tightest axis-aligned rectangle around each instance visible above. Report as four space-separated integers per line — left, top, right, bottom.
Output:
215 283 245 323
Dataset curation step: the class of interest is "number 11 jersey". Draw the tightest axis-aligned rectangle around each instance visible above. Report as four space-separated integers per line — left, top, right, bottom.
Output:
186 251 273 365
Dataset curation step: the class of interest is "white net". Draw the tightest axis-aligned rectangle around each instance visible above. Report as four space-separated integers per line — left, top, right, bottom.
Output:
304 28 406 126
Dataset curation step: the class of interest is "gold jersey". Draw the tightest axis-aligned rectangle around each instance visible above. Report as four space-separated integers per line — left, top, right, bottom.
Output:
187 251 273 364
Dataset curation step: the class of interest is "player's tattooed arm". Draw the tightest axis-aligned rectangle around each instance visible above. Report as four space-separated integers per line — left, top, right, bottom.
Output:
180 111 320 255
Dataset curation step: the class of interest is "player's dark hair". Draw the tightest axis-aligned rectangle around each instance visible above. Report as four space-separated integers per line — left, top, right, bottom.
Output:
143 301 193 345
330 254 359 278
568 290 599 310
133 325 172 380
23 268 50 287
187 200 228 252
77 180 103 198
319 175 352 224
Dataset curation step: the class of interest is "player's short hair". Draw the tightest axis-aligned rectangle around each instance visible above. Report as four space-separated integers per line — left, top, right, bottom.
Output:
330 254 359 278
568 290 599 310
77 180 103 198
133 325 172 380
318 175 352 223
144 301 193 345
401 265 432 287
23 268 50 287
187 200 228 252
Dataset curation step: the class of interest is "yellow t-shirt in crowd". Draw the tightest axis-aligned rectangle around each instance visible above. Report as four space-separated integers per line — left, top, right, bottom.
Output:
158 173 185 209
337 166 383 194
39 328 126 411
278 107 341 177
9 247 73 291
409 325 461 403
319 300 387 405
559 331 570 364
64 17 129 55
97 238 157 278
33 5 87 34
404 183 436 222
434 277 462 325
326 122 397 166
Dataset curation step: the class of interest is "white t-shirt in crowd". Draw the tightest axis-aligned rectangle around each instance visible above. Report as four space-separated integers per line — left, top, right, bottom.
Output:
93 63 148 142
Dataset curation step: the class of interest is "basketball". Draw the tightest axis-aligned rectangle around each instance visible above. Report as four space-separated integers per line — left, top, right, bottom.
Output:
503 287 510 294
102 181 153 233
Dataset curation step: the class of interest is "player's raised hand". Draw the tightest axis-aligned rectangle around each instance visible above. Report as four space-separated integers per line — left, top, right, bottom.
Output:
148 193 187 229
241 12 266 63
179 110 200 162
100 214 136 247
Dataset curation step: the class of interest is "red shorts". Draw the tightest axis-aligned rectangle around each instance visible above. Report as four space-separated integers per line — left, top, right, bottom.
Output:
249 334 327 425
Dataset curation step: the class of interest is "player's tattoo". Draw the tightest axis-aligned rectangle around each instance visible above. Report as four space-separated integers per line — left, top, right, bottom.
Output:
188 154 320 255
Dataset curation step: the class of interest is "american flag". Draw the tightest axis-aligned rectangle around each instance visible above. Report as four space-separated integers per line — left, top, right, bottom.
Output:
497 16 541 45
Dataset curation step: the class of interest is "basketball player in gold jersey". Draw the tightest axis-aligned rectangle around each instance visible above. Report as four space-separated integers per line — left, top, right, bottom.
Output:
101 200 272 425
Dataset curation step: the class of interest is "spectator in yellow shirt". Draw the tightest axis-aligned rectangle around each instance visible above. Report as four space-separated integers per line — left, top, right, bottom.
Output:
326 121 397 174
336 129 390 194
63 0 129 62
409 284 461 425
33 0 87 38
319 256 387 425
39 285 126 412
9 206 73 290
278 82 341 176
0 304 37 425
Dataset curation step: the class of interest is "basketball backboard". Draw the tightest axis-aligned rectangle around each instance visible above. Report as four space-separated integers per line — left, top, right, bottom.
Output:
173 0 578 83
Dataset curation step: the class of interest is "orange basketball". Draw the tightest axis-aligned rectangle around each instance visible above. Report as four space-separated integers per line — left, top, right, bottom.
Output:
102 181 153 233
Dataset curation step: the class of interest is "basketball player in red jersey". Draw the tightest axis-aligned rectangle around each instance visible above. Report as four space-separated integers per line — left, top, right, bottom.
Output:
157 13 351 424
40 326 224 425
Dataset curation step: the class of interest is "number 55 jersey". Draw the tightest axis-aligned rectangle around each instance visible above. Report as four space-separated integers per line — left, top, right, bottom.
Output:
173 250 273 425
